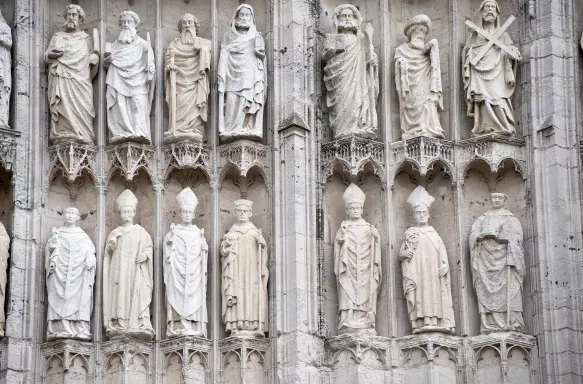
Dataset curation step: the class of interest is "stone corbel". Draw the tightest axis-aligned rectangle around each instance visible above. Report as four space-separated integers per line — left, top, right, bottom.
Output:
321 136 385 183
390 136 455 182
106 142 155 182
160 336 211 382
163 141 211 183
41 339 93 381
219 336 270 384
219 140 269 183
48 142 98 201
0 127 20 172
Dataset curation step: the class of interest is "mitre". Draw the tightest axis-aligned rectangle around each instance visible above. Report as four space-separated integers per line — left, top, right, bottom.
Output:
407 186 434 209
404 14 432 36
176 187 198 209
342 183 366 206
234 199 253 210
116 189 138 211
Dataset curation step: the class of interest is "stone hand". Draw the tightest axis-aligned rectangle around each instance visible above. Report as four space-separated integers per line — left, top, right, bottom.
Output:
254 48 266 59
370 226 380 241
148 64 155 76
47 49 64 60
405 249 414 260
89 52 99 66
438 264 449 277
202 242 209 252
509 46 522 61
85 258 96 270
106 239 116 252
227 297 237 307
165 64 177 72
48 261 56 274
103 52 113 66
369 52 378 67
256 235 267 247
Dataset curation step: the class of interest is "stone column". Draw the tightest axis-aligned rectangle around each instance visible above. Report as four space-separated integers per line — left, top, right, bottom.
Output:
526 0 583 382
272 0 323 380
3 0 45 381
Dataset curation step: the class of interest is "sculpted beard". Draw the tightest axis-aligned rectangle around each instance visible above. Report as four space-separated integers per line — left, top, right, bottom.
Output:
119 26 137 44
63 19 79 30
181 27 195 45
338 20 358 33
235 20 250 31
410 33 425 50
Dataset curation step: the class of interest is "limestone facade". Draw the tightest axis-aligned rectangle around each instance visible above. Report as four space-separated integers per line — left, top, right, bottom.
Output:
0 0 581 383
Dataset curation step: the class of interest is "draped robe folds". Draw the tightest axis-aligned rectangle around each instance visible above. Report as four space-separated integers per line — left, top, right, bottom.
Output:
334 220 381 334
163 224 208 337
103 225 154 335
106 37 155 144
395 41 445 139
218 27 266 141
45 31 96 144
400 226 455 331
469 209 526 332
220 221 268 335
45 227 96 339
462 29 518 135
164 37 211 142
323 33 379 140
0 222 9 335
0 19 11 128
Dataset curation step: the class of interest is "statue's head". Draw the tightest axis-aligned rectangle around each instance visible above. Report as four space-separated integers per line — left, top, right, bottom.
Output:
407 186 434 226
234 199 253 223
333 4 362 34
234 4 254 32
342 184 365 220
178 13 199 40
176 187 198 225
404 14 431 49
490 192 507 209
63 4 85 31
480 0 500 25
116 189 138 223
63 207 80 226
118 10 140 43
413 204 430 225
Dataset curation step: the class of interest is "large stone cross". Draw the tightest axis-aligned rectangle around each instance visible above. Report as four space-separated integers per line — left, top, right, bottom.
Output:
465 15 519 66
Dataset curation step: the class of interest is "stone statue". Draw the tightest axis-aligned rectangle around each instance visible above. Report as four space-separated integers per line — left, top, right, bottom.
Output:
218 4 266 142
322 4 379 140
463 0 522 136
165 14 211 143
469 192 526 333
45 5 98 145
0 10 11 129
395 15 445 140
0 221 9 337
45 207 96 341
163 188 208 337
334 184 381 335
104 11 155 144
400 186 455 334
220 199 268 337
103 189 154 339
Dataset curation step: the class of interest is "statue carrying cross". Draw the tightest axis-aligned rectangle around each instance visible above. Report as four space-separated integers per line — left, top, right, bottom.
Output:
462 0 522 137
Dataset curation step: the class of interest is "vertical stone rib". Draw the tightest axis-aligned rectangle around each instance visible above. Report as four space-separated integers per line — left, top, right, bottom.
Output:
209 0 220 381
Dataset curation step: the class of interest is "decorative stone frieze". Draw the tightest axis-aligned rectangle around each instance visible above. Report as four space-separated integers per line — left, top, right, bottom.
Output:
218 140 269 178
0 127 19 171
48 142 98 184
160 336 211 384
390 136 454 178
458 134 526 180
219 336 269 384
106 142 155 182
163 141 211 181
321 136 385 181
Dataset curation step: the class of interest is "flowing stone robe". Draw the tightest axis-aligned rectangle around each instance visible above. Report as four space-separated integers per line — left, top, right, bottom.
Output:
218 15 266 141
103 224 154 336
462 26 518 136
46 226 96 340
163 224 208 337
334 219 381 334
400 226 455 332
395 40 445 139
164 36 211 142
323 33 379 140
106 36 155 144
45 31 96 144
220 221 268 335
469 209 526 332
0 222 9 336
0 15 11 128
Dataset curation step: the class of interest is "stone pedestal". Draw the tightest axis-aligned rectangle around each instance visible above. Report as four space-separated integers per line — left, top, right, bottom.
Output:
100 337 154 384
41 339 94 384
219 336 269 384
161 336 211 384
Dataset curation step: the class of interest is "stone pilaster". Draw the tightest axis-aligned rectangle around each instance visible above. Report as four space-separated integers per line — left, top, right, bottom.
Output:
525 0 583 382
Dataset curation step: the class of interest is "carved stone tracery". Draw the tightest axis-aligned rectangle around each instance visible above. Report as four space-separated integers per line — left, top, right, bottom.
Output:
321 136 385 182
0 127 20 172
106 142 155 182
